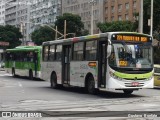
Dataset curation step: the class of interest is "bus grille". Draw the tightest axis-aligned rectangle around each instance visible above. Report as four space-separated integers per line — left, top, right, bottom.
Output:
125 82 144 87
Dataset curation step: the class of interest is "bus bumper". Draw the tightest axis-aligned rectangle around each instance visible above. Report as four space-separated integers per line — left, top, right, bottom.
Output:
106 77 154 89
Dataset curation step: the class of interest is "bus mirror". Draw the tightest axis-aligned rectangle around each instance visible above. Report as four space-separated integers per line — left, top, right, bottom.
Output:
107 45 112 58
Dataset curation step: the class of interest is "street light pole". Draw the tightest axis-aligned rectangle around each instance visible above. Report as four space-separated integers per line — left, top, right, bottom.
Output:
150 0 153 36
90 0 94 35
139 0 143 33
64 20 67 39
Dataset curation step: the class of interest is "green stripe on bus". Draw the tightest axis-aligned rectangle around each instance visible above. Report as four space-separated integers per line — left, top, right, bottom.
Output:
114 71 153 79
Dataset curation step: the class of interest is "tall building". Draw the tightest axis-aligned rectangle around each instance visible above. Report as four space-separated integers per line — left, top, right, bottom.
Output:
16 0 31 44
0 0 5 25
5 0 17 25
62 0 104 34
30 0 61 33
104 0 140 22
5 0 31 44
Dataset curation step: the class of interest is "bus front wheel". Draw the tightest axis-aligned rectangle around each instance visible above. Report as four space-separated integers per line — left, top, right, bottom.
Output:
87 76 96 94
123 89 133 95
51 73 57 89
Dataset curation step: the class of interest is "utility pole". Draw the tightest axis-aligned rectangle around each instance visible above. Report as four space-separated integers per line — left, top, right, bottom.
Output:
139 0 143 33
55 26 58 40
64 20 66 39
90 0 94 35
150 0 153 36
20 22 25 45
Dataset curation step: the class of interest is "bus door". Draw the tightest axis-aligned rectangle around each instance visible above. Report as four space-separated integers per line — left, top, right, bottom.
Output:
98 41 107 88
62 45 71 84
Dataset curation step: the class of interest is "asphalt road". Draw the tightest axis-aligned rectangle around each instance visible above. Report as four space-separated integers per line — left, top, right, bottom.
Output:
0 71 160 119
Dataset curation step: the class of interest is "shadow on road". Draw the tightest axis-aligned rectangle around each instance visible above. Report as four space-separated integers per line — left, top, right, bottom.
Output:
7 75 45 82
42 86 144 99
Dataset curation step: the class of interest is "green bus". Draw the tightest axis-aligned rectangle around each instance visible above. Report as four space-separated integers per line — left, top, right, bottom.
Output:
5 46 42 79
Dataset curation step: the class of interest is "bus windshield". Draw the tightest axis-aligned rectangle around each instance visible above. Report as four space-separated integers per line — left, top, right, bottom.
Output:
109 43 153 69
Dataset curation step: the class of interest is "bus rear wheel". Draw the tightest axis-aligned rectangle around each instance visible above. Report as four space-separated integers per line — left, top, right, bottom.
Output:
123 89 133 95
87 76 96 94
51 73 58 89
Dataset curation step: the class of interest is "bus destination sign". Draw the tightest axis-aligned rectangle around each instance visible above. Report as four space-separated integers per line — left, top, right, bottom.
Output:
115 35 149 42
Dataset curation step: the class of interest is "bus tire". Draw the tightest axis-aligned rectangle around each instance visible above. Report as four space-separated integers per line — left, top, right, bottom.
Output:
123 89 133 95
51 73 57 89
87 76 96 94
12 68 16 77
29 70 33 80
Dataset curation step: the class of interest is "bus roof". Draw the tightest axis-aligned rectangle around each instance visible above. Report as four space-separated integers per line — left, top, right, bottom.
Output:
6 46 42 52
42 32 152 46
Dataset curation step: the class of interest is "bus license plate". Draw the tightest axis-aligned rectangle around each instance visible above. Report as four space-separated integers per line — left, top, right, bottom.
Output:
132 82 139 86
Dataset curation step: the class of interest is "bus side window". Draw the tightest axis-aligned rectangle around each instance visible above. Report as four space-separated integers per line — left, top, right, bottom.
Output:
43 46 49 61
55 45 62 61
49 45 55 61
85 41 97 60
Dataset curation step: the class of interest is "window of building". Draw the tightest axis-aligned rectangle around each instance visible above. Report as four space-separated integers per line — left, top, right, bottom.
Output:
118 15 122 21
111 6 114 13
85 41 97 60
125 3 129 10
118 4 122 12
111 16 114 21
125 14 129 20
133 1 136 8
73 42 84 60
105 7 108 14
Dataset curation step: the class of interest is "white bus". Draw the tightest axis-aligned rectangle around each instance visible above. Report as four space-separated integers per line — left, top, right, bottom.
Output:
41 32 154 94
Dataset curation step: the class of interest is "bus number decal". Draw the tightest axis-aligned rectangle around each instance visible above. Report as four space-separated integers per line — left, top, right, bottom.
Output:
119 61 128 66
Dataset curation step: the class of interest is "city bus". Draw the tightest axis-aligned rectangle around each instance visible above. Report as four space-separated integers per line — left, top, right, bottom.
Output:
153 46 160 87
5 46 42 79
41 32 153 94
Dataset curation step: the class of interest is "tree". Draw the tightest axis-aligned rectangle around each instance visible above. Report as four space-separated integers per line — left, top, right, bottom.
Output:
97 21 138 32
31 26 55 45
55 13 88 38
0 25 22 49
143 0 160 39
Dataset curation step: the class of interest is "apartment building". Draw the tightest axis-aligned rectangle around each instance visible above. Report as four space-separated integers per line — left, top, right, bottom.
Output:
0 0 5 25
5 0 17 25
16 0 30 43
5 0 31 44
30 0 61 33
62 0 104 34
104 0 140 22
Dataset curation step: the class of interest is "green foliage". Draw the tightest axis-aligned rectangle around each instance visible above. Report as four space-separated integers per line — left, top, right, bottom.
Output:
143 0 160 38
55 13 88 37
31 26 55 45
97 21 138 33
0 25 22 49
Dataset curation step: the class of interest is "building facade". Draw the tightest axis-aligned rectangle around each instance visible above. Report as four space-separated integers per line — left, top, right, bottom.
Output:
0 0 5 25
16 0 31 44
5 0 17 25
62 0 104 34
104 0 140 22
5 0 31 45
30 0 61 33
